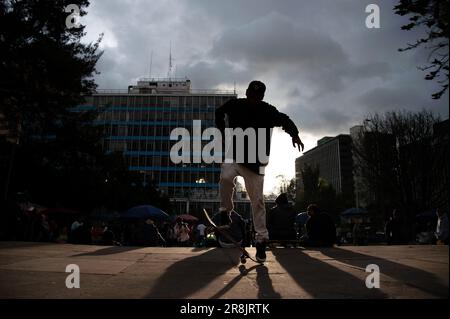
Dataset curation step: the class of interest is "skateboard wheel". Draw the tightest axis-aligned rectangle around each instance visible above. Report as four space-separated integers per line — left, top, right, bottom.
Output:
240 256 247 264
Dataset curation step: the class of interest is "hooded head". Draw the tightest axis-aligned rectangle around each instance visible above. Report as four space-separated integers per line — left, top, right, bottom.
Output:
275 193 289 206
246 80 266 101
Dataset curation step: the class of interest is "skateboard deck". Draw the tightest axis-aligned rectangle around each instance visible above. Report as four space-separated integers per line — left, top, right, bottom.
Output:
203 209 261 264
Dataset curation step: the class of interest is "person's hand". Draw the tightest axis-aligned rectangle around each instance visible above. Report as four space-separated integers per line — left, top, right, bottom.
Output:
292 135 304 152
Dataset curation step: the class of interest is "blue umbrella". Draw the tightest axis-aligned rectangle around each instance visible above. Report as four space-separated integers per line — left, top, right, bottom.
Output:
295 212 310 225
121 205 170 221
341 207 368 216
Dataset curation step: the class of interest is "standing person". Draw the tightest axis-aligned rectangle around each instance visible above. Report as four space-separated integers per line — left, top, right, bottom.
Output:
101 225 115 246
142 219 164 247
174 217 190 246
435 208 449 245
215 80 304 262
385 209 402 245
162 222 176 247
196 222 207 247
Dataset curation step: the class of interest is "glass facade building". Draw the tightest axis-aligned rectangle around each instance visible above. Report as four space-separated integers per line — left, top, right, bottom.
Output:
295 134 354 201
76 78 237 215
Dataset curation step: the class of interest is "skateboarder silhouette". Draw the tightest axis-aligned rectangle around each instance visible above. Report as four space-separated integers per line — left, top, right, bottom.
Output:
215 80 304 262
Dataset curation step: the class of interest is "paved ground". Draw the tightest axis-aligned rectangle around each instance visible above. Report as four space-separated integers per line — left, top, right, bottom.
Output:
0 241 447 299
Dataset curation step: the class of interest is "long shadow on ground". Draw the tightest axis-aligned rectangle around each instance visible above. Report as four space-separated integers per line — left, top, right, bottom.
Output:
145 248 282 299
319 247 448 298
272 247 388 298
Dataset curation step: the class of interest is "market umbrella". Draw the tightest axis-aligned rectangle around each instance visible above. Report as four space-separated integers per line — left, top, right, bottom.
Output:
341 207 368 217
176 214 199 223
121 205 170 221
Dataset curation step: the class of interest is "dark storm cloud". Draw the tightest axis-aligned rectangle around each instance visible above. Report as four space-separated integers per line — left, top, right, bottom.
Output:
358 86 449 115
184 10 392 96
209 12 348 68
284 98 354 135
177 60 248 88
84 0 448 141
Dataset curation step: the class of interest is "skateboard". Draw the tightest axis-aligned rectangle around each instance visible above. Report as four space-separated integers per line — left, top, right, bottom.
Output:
203 209 261 264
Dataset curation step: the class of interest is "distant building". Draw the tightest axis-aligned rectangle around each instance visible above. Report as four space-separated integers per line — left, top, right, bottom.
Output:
295 134 354 201
75 77 246 215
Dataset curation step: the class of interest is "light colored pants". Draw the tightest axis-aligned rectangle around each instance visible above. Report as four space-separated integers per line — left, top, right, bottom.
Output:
219 163 269 243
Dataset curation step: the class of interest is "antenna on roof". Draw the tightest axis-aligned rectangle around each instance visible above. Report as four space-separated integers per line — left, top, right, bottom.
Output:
149 50 153 79
167 41 173 78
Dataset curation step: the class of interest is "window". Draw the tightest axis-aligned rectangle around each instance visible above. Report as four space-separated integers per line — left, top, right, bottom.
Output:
149 96 156 107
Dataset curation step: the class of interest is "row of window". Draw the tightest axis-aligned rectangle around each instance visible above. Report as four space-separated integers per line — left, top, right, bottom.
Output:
126 155 221 167
98 111 215 122
139 170 220 185
106 140 219 152
104 125 217 137
89 95 234 108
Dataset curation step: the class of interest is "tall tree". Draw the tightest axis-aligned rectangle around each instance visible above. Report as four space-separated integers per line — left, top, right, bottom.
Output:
0 0 103 138
394 0 449 99
0 1 170 213
275 174 296 200
297 165 341 218
0 0 103 201
353 110 445 224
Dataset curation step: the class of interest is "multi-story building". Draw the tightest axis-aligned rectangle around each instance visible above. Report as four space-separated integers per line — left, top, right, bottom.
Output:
75 77 241 215
295 134 354 201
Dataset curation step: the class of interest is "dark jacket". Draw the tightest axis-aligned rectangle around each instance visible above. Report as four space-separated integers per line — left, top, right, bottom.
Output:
215 98 299 175
306 212 336 246
267 203 297 240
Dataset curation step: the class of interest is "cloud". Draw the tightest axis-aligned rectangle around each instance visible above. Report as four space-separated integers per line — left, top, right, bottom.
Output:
177 60 248 89
358 86 449 115
210 12 348 68
78 0 449 193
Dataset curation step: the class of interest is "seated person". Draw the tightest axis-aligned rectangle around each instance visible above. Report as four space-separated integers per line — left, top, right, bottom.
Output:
301 204 336 247
267 193 297 241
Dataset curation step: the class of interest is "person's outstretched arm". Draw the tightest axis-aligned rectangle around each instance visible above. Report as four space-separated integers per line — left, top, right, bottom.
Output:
268 105 304 151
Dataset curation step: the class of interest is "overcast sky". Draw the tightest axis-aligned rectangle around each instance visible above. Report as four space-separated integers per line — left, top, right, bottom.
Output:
82 0 449 194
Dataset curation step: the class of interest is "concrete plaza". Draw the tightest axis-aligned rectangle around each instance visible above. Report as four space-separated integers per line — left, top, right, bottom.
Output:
0 242 447 299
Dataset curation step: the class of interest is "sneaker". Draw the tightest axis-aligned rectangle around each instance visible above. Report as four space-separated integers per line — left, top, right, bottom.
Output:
255 241 267 262
216 211 244 248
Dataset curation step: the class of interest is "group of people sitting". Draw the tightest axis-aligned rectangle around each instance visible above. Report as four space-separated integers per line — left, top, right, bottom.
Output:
267 193 336 247
215 193 337 248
